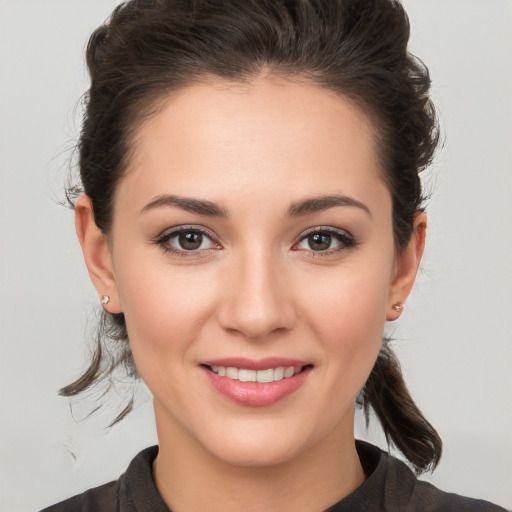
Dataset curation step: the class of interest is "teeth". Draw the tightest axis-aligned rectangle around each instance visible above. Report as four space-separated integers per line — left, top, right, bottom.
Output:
239 369 256 382
256 368 274 383
284 366 295 378
209 365 304 383
226 367 239 379
273 367 284 380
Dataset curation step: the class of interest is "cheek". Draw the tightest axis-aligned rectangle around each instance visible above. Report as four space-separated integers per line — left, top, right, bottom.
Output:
113 249 218 369
301 256 391 333
299 258 392 388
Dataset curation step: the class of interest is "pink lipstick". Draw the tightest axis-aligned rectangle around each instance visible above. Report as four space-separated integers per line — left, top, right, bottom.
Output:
200 358 312 407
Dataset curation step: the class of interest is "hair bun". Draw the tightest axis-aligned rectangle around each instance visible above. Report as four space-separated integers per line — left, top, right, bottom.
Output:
86 26 111 81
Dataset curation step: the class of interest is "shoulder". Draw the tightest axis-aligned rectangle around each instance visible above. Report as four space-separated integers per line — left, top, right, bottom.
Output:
333 441 509 512
39 480 118 512
413 479 508 512
39 446 165 512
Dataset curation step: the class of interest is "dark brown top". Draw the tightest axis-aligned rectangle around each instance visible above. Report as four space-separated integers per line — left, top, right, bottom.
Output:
41 441 508 512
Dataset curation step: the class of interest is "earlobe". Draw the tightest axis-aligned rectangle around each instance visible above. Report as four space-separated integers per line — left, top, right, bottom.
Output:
75 195 122 313
386 212 427 321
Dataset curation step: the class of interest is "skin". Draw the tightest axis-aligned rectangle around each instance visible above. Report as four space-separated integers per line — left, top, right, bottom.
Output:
76 76 426 512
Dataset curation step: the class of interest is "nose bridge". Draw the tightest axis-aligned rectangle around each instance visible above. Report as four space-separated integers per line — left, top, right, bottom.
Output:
218 244 295 340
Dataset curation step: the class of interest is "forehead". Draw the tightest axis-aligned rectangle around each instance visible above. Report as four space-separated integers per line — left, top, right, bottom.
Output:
117 77 389 217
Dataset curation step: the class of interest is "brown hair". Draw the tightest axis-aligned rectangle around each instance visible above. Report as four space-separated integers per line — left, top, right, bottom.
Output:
62 0 442 473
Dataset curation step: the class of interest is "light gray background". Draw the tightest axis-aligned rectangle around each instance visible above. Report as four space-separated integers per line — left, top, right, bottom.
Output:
1 1 511 511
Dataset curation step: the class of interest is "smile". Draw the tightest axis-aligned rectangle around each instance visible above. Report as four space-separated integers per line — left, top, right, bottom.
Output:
200 359 313 407
207 365 303 383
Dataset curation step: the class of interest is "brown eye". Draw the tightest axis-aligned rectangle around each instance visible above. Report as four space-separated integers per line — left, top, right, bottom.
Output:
155 227 218 255
307 233 332 251
295 228 357 255
178 232 203 250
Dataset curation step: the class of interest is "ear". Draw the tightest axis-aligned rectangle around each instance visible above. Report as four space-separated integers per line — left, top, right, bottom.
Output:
75 195 122 313
386 212 427 321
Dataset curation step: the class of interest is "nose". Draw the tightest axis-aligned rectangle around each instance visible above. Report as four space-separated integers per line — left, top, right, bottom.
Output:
217 248 297 340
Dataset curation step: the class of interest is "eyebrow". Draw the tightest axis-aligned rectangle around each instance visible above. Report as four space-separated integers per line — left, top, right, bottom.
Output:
287 194 371 219
140 195 229 217
140 193 371 218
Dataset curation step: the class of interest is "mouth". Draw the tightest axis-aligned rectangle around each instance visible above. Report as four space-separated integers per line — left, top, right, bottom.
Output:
202 364 310 383
199 359 313 407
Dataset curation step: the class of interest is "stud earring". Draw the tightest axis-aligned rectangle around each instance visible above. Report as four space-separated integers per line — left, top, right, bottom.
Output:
392 303 404 313
101 295 110 305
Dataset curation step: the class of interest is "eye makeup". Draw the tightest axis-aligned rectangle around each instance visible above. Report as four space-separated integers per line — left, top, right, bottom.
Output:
292 226 359 259
153 225 221 258
152 224 359 260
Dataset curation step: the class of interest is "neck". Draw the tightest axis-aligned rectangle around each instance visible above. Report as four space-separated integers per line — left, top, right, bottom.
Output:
153 406 365 512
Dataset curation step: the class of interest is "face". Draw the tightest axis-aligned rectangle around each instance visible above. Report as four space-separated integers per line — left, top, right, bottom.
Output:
80 77 420 467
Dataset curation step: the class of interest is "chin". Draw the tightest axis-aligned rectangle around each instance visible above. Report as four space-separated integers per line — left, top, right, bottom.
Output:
194 417 327 468
208 436 307 468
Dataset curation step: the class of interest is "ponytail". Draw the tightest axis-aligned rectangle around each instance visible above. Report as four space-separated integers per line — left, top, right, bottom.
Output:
359 340 443 474
59 311 137 427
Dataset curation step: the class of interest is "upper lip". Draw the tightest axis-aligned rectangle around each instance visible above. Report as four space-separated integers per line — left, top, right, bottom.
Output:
200 357 312 370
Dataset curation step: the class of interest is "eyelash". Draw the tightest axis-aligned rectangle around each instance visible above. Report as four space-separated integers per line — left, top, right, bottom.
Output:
294 226 359 258
153 226 219 258
153 225 358 258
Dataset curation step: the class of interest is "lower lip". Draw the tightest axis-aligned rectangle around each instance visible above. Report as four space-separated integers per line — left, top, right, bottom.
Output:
201 366 312 407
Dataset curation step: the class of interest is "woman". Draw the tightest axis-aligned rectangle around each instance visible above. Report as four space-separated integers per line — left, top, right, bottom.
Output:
37 0 507 510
